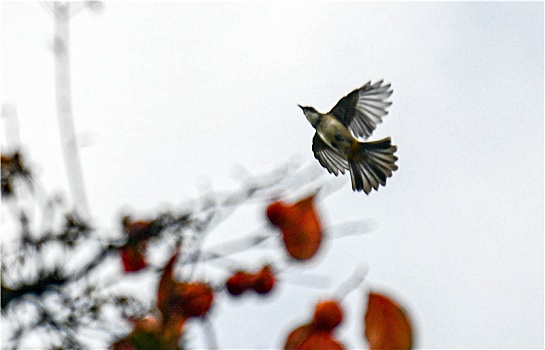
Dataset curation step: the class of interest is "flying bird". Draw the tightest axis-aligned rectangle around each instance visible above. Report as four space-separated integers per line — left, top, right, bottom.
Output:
299 80 398 194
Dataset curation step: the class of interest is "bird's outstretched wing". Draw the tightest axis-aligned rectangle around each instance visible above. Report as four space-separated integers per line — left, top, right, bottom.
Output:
328 80 393 139
312 133 349 176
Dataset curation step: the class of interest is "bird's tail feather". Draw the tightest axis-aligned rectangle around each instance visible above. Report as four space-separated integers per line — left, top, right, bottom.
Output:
348 137 398 194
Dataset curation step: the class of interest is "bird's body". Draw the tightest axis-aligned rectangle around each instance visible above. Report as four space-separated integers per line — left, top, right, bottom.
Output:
299 80 398 194
315 114 354 156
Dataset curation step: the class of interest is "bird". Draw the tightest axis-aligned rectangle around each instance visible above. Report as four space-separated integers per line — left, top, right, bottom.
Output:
298 80 398 194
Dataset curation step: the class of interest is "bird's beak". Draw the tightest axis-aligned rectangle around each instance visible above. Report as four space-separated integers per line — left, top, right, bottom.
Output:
297 104 304 110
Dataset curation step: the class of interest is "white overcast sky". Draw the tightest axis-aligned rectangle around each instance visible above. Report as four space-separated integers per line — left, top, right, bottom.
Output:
1 2 543 349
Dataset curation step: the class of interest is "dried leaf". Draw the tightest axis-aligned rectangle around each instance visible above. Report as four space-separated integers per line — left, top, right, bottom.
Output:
364 291 413 350
285 324 345 350
120 242 147 272
285 324 313 350
267 195 323 260
157 251 179 318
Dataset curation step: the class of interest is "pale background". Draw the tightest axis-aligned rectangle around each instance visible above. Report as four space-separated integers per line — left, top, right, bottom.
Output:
1 2 543 349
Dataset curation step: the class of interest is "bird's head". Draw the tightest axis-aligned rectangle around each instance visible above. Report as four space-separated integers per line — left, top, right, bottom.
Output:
298 105 320 127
